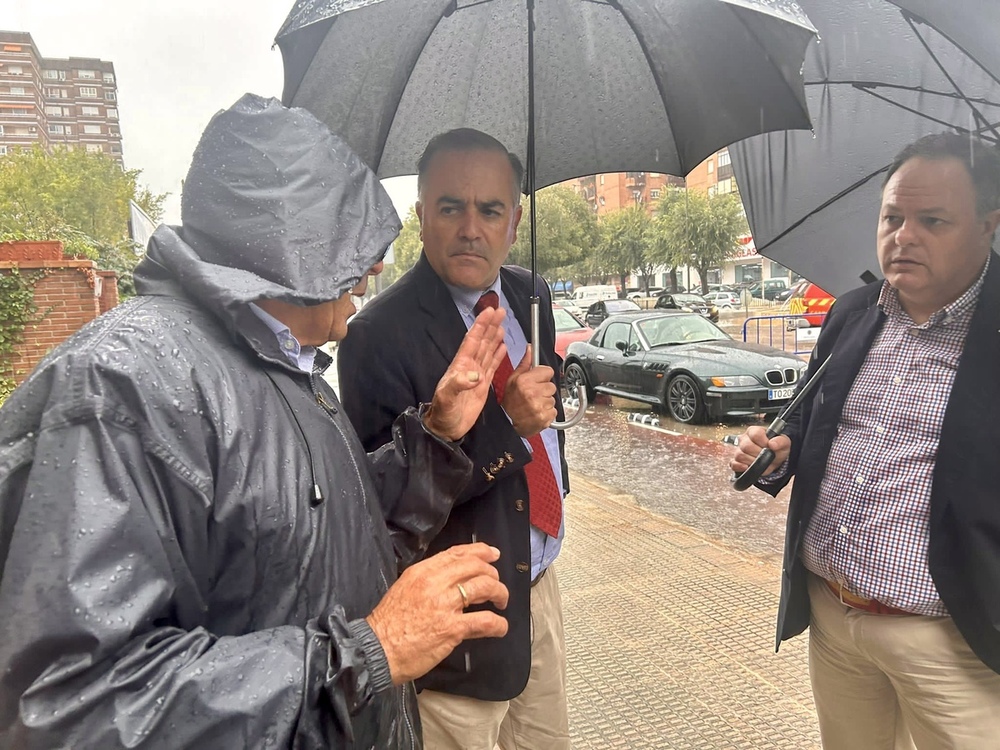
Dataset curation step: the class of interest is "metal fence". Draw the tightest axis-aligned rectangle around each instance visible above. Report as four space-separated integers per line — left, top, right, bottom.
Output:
741 313 827 357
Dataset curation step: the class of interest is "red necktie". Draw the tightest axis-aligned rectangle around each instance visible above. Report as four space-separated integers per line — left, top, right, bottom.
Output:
474 291 562 538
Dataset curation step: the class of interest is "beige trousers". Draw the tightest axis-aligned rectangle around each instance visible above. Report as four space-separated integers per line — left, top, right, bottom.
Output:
418 565 570 750
807 573 1000 750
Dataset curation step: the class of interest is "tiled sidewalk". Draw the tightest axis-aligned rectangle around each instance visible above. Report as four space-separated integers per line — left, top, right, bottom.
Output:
560 473 821 749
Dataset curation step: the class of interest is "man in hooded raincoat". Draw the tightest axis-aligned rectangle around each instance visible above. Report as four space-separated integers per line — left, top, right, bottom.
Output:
0 94 513 749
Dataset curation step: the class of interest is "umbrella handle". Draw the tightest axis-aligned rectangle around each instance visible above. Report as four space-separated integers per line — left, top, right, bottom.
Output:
552 387 588 430
732 447 775 491
531 297 587 430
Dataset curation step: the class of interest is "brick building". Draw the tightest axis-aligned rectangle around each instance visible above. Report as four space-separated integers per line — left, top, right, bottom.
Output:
0 240 118 387
0 30 123 163
565 171 685 218
686 146 796 286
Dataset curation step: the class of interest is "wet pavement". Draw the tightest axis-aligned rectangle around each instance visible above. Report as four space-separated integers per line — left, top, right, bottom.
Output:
561 471 820 749
563 400 791 559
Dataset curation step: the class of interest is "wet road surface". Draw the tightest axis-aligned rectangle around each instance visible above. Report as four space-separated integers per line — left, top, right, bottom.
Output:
562 396 792 561
325 343 795 560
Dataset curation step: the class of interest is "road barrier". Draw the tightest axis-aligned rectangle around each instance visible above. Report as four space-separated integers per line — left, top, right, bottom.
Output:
741 314 826 357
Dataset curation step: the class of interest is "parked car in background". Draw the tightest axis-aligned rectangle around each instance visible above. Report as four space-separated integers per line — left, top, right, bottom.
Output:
747 278 789 301
654 293 719 322
567 284 619 317
703 290 742 310
774 284 798 302
627 286 663 300
584 298 641 327
552 303 594 359
563 311 806 424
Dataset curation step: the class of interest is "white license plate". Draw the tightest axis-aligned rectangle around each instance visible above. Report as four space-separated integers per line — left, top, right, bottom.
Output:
768 387 795 400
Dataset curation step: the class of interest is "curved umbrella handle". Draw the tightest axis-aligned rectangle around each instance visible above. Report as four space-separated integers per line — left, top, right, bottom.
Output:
731 447 775 491
551 387 587 430
531 297 588 430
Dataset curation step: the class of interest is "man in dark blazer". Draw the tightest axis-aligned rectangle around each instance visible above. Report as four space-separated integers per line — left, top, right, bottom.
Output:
732 133 1000 749
339 129 571 750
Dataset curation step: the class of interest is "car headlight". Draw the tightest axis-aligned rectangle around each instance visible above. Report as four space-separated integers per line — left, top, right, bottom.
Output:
710 375 759 387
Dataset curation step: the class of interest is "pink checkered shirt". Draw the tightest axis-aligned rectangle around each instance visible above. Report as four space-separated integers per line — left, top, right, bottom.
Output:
801 259 989 616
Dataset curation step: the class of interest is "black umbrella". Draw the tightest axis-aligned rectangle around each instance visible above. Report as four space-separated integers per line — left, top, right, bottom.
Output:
275 0 818 425
731 0 1000 298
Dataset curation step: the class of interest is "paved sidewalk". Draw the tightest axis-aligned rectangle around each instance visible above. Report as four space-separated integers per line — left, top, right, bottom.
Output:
561 472 821 749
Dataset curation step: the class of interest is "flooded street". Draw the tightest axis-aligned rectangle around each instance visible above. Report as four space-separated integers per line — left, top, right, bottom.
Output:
326 345 793 561
562 396 791 561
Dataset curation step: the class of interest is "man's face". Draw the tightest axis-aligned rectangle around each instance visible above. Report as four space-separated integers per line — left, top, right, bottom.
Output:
416 148 522 291
262 261 383 346
323 261 383 343
878 156 1000 317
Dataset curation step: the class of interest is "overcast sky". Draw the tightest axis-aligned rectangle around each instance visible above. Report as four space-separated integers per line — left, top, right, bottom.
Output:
1 0 418 224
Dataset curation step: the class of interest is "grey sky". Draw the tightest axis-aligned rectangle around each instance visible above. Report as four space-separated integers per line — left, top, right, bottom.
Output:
1 0 417 223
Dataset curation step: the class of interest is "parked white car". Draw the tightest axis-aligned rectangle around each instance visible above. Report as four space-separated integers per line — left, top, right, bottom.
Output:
703 291 742 309
566 285 618 317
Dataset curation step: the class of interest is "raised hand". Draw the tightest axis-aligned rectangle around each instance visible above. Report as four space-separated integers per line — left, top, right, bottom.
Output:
422 306 507 442
366 543 509 685
501 345 557 437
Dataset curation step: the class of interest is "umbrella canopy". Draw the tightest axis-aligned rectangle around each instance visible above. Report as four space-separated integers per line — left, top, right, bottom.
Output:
731 0 1000 298
275 0 818 190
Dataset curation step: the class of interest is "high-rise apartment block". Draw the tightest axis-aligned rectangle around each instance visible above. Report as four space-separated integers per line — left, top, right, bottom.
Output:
564 171 685 217
0 31 123 163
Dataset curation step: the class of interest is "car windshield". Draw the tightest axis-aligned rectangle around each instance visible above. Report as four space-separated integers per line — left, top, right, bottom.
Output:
605 299 640 312
637 314 731 347
673 294 707 305
552 306 585 332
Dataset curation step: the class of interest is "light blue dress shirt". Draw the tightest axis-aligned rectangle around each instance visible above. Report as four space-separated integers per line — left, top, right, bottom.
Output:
446 278 565 579
249 303 317 373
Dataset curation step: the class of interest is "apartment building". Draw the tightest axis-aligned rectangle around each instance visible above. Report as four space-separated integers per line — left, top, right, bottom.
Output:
0 30 123 163
567 171 685 218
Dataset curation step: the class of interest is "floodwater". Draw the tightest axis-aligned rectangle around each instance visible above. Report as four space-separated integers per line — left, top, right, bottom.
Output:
563 396 791 560
325 343 794 560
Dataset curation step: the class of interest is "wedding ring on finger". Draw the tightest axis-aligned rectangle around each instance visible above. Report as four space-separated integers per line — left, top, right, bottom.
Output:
456 582 470 609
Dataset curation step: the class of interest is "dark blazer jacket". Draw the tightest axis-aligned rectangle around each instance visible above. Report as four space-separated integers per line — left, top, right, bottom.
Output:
761 253 1000 673
338 254 569 700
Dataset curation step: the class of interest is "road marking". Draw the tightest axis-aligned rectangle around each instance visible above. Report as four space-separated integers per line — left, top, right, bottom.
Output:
626 412 682 436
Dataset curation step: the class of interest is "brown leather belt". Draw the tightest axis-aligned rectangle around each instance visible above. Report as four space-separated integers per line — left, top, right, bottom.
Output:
531 567 547 588
825 579 912 616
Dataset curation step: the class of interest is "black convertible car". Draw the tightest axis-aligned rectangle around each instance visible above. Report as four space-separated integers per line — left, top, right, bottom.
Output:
563 311 807 424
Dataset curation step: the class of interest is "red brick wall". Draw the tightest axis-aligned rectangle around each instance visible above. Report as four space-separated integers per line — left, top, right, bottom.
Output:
0 241 119 385
97 270 119 313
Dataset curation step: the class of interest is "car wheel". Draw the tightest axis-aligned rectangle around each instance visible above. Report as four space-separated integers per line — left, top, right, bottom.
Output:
665 374 704 424
563 362 595 402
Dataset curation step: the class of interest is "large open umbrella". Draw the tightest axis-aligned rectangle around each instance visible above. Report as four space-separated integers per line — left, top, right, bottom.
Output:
730 0 1000 298
275 0 818 425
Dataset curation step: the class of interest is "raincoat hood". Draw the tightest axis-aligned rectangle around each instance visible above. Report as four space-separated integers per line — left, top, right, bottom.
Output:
135 93 401 315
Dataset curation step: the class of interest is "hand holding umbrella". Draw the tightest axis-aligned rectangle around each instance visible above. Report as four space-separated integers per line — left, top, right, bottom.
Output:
730 355 831 491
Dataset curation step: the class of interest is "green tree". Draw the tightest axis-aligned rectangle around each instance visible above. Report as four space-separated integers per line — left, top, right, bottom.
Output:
652 188 748 294
508 185 597 285
0 144 167 297
596 205 651 295
381 206 422 286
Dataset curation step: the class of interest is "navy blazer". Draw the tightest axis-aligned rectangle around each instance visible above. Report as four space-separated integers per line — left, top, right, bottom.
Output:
761 253 1000 673
338 254 568 700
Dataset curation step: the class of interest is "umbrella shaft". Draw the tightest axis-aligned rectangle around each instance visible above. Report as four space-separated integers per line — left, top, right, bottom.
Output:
526 0 537 285
531 298 540 368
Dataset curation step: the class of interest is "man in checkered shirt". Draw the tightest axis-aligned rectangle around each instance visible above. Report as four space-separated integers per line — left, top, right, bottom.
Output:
731 133 1000 750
